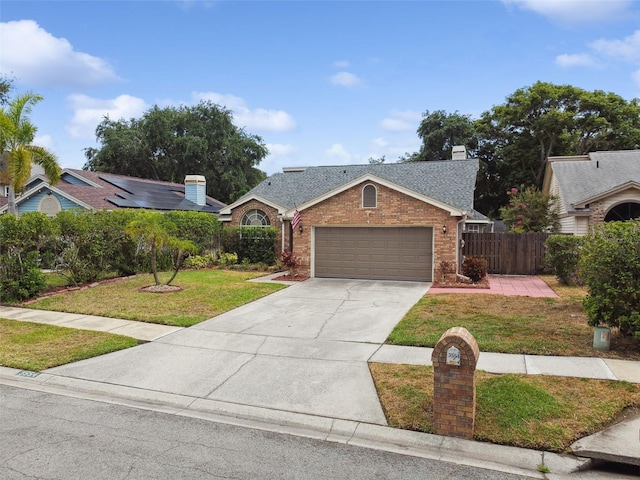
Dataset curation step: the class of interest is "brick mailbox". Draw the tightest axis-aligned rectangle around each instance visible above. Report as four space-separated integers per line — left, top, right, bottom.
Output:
431 326 480 440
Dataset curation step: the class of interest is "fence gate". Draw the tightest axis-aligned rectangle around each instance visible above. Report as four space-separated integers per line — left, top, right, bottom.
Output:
462 232 551 275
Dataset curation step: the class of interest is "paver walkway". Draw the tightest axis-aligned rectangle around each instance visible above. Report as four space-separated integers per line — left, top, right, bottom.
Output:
429 274 558 297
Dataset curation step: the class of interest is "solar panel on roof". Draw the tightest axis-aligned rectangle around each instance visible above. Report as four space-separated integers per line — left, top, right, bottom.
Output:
100 174 220 213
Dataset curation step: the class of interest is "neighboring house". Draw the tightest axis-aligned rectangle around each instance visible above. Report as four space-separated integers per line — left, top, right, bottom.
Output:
219 147 488 282
543 150 640 235
0 169 226 215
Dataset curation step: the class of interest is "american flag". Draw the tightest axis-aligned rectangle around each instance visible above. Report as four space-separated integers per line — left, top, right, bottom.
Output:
291 209 301 230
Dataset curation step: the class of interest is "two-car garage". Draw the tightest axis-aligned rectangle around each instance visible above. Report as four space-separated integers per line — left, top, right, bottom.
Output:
314 226 433 282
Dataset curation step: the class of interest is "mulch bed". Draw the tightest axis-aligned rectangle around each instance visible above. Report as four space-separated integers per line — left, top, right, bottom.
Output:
138 284 184 293
271 274 310 282
431 276 490 289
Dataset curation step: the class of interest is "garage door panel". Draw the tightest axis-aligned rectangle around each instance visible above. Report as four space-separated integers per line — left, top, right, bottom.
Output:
314 227 432 282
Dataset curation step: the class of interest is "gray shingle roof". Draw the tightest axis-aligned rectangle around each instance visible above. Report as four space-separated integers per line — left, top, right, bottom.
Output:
235 160 485 218
552 150 640 208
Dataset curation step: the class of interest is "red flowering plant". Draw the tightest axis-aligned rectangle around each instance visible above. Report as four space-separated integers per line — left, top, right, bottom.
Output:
499 185 558 233
281 250 299 276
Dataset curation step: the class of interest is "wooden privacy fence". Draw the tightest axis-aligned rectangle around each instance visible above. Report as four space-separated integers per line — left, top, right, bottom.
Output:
462 232 552 275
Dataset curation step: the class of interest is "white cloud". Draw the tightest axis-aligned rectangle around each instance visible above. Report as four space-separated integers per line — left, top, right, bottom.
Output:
266 143 297 157
590 30 640 63
501 0 632 23
330 72 363 88
0 20 120 88
193 91 296 132
66 94 148 139
380 110 421 132
555 53 597 67
326 143 356 163
334 60 350 68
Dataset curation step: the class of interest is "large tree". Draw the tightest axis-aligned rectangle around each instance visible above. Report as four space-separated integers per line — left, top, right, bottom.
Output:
84 101 268 204
404 82 640 217
0 92 61 215
404 110 478 162
478 82 640 188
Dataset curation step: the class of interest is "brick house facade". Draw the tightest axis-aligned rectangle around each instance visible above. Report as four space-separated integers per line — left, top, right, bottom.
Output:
219 158 487 282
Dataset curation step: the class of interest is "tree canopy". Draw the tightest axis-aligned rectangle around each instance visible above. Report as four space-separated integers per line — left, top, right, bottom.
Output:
408 82 640 217
84 101 268 204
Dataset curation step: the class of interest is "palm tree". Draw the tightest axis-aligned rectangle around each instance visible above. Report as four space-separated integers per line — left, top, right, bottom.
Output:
0 92 61 215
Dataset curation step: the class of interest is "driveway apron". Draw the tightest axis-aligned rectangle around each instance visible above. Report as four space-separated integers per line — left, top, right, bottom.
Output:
46 279 429 424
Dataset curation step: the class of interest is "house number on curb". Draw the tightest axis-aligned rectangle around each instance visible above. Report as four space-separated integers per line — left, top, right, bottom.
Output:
16 370 39 378
446 346 461 366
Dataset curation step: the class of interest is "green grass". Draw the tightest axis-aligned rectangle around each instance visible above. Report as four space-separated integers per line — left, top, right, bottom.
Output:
370 363 640 452
27 269 286 327
386 277 640 359
0 318 139 371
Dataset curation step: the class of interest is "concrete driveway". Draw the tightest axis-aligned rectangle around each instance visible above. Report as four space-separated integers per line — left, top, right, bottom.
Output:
47 278 429 424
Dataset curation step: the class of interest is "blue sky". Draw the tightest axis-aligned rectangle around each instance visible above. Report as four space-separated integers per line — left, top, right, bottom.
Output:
2 0 640 176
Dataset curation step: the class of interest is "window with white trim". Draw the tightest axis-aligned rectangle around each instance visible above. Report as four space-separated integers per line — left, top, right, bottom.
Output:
241 208 270 227
465 223 481 233
362 184 377 208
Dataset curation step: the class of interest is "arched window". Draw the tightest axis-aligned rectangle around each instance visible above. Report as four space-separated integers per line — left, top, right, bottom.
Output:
604 202 640 222
39 195 61 216
362 184 377 208
241 208 270 227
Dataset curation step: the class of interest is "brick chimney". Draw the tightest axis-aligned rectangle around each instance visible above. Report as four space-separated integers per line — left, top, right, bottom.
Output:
184 175 206 206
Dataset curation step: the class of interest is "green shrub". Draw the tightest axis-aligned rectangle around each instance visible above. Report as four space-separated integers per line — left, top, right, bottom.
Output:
545 235 583 285
462 256 488 283
0 250 46 302
0 213 54 301
579 220 640 336
218 252 238 267
164 211 221 253
221 227 277 264
184 253 217 269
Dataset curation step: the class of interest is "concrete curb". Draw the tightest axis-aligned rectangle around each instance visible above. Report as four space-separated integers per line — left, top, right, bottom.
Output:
0 366 591 478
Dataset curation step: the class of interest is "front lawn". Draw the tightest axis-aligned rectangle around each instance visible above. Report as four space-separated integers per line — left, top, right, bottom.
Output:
0 319 139 371
370 363 640 453
387 276 640 360
25 269 286 327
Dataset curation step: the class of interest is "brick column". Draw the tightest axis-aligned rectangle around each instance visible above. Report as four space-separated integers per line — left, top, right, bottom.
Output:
431 326 480 440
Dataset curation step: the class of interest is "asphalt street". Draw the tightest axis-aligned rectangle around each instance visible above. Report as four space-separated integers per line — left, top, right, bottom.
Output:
0 384 533 480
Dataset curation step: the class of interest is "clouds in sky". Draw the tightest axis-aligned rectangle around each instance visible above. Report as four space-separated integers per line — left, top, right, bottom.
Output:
556 29 640 87
502 0 633 23
193 91 297 132
67 94 148 139
330 72 363 88
0 20 120 88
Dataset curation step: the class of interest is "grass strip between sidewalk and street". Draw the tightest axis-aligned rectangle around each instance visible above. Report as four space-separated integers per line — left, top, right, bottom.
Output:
25 269 286 327
370 363 640 453
0 319 139 371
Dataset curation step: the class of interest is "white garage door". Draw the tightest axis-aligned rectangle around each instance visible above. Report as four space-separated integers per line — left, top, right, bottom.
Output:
314 227 433 282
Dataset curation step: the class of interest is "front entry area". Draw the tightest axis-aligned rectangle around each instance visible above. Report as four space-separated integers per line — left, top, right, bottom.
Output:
314 226 433 282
